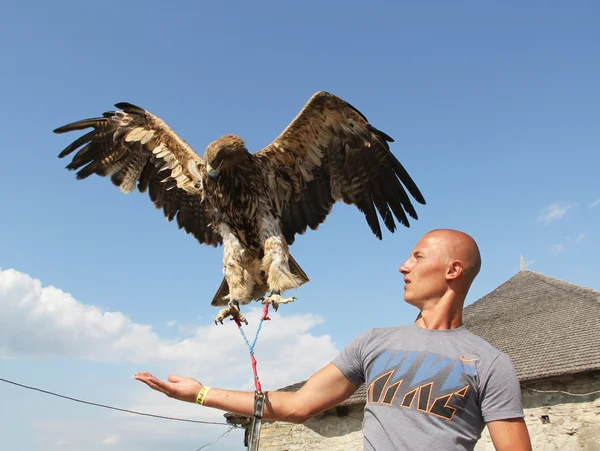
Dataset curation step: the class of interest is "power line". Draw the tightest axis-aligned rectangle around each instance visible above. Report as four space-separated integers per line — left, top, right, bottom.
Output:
0 376 232 426
195 425 235 450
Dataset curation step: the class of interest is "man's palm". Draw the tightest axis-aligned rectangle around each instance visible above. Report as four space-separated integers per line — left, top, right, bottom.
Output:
135 372 202 404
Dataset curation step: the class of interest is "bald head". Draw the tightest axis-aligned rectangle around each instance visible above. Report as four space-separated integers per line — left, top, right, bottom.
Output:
423 229 481 288
400 229 482 315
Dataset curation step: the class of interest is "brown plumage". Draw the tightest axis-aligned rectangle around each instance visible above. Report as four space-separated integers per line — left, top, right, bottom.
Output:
54 91 426 324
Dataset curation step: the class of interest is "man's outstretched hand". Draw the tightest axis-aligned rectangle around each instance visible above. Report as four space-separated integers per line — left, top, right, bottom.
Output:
134 372 202 404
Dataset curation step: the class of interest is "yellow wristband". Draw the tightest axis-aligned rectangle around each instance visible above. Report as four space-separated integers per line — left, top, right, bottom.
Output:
196 386 211 405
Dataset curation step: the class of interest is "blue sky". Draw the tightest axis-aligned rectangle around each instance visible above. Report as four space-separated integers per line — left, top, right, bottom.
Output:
1 1 599 449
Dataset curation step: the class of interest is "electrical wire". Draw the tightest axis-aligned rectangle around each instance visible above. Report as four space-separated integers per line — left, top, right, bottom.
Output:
0 376 231 426
195 425 235 450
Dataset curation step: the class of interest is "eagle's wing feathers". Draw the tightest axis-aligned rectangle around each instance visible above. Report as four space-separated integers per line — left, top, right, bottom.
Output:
54 103 222 247
255 91 425 244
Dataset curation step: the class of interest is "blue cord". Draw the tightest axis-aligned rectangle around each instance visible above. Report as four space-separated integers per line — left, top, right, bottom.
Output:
237 317 265 356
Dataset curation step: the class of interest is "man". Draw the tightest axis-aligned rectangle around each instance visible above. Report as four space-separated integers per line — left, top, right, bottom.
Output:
135 229 532 450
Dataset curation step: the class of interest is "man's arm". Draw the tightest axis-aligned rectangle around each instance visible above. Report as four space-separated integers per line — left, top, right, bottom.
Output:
135 363 357 424
487 418 532 451
478 352 531 450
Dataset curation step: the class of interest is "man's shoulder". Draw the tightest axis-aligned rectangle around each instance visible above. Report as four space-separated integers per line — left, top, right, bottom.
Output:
459 327 509 361
459 327 497 348
346 325 414 349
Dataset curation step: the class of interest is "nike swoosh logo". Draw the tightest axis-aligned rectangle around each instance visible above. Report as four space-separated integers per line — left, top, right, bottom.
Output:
460 355 480 363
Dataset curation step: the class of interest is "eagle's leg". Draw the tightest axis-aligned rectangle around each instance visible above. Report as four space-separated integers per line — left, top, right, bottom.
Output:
214 229 255 325
260 290 296 311
259 234 302 310
215 300 248 325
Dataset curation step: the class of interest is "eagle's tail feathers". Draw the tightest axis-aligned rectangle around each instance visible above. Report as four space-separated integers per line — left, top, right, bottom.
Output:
211 277 230 307
287 254 309 285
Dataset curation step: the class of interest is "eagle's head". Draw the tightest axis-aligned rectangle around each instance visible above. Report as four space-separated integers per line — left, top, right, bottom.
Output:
204 134 249 181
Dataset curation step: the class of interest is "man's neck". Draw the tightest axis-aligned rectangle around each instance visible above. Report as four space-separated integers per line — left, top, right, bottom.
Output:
414 292 464 330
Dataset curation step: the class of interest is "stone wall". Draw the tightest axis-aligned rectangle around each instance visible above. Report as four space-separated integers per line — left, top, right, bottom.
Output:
475 372 600 451
258 405 364 450
257 372 599 450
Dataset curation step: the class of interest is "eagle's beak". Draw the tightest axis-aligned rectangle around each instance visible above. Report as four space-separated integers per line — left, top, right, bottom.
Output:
207 164 220 181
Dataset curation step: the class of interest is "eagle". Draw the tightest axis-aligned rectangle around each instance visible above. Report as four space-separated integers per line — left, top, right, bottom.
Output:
54 91 426 325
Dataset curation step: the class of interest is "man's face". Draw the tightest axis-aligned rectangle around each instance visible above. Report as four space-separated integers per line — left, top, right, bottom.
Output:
399 234 450 307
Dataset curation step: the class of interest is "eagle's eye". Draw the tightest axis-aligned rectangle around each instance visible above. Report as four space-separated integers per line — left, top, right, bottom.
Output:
210 157 223 169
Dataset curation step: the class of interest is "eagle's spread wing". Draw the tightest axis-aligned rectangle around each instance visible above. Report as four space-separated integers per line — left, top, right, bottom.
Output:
255 91 426 245
54 103 222 247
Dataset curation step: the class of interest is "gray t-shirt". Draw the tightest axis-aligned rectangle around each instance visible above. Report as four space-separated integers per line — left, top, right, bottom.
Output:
332 324 524 450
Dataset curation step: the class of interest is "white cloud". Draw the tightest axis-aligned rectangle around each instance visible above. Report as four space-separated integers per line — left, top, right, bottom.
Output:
101 436 120 445
537 203 575 224
575 233 586 243
0 268 337 387
166 320 176 327
0 268 162 362
590 198 600 208
1 267 342 451
550 244 565 255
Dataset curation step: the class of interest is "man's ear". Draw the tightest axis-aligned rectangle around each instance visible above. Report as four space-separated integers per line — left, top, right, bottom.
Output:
446 260 464 281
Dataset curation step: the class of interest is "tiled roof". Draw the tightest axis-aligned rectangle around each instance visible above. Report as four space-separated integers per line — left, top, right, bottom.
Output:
463 270 600 381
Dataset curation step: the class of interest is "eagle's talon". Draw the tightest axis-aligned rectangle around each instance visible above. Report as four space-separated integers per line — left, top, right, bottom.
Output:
231 315 248 326
261 291 296 311
214 301 247 325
